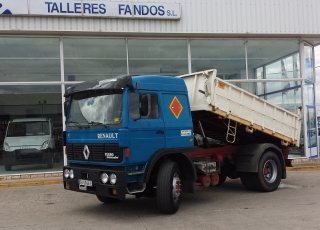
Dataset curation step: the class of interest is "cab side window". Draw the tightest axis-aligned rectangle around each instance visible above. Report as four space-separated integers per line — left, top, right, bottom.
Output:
129 94 140 119
129 93 159 119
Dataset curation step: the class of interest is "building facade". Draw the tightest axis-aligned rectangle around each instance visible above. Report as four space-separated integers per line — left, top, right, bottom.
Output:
0 0 319 175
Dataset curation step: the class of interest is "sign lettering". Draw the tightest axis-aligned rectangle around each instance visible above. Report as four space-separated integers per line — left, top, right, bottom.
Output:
0 0 181 19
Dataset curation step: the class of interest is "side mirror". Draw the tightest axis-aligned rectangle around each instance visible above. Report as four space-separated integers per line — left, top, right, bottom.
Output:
140 94 148 116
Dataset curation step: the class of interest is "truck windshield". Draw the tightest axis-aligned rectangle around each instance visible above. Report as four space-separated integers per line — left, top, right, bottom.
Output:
6 121 50 137
67 89 123 126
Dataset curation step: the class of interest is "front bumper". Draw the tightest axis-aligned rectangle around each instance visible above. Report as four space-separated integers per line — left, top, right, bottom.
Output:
3 149 53 166
63 165 127 200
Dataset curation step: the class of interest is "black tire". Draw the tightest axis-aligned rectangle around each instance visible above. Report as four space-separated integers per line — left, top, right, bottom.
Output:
240 172 259 191
4 164 11 171
53 152 60 163
47 156 54 169
96 195 119 203
157 162 182 214
227 165 239 179
240 151 282 192
256 151 282 192
217 173 227 186
217 166 230 185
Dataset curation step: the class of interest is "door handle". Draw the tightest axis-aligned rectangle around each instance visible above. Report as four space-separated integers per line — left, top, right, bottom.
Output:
156 130 165 134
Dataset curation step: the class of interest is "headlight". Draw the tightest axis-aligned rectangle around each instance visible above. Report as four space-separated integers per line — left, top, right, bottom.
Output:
4 142 10 151
69 169 74 179
41 140 49 150
110 173 117 185
100 173 109 184
64 169 70 178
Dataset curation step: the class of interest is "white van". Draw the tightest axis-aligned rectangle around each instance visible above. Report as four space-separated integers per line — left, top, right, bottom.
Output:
2 118 55 171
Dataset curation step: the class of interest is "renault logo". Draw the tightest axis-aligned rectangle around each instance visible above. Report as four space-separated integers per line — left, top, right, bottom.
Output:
83 145 90 160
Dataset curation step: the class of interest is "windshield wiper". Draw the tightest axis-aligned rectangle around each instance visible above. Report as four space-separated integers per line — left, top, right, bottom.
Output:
88 121 104 126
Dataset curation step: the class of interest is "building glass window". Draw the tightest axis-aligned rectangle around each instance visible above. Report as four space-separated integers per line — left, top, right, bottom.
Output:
304 83 318 158
63 38 127 81
0 85 63 174
248 40 301 110
128 39 188 76
258 81 302 114
190 39 246 80
0 37 60 82
304 45 314 82
247 40 300 79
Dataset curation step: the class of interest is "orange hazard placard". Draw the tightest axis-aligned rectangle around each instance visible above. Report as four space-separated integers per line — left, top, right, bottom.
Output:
169 96 183 119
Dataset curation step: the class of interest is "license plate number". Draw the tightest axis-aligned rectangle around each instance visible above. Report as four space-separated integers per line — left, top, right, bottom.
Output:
78 179 93 187
21 146 32 149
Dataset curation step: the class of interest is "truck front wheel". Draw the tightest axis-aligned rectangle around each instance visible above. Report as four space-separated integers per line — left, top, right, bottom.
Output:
156 162 181 214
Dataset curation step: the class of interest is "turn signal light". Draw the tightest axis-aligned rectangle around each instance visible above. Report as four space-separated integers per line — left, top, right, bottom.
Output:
125 148 130 158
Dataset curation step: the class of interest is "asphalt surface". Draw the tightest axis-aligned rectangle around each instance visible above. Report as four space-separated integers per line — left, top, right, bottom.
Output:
0 170 320 230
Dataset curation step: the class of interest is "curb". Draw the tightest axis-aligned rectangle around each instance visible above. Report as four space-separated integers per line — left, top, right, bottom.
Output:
0 172 63 181
0 179 63 188
286 166 320 171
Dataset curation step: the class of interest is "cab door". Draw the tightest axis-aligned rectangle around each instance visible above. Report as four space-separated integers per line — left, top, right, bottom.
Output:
127 92 165 164
161 93 194 148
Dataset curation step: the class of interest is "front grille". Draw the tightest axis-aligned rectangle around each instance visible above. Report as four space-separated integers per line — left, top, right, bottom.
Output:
66 144 123 162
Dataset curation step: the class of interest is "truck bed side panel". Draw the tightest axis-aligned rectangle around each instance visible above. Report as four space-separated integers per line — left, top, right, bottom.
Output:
179 69 301 147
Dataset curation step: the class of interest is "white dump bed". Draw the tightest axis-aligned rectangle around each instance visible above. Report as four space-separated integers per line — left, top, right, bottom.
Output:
179 69 301 147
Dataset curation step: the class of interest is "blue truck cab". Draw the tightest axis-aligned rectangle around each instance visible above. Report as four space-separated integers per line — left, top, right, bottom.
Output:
63 74 198 214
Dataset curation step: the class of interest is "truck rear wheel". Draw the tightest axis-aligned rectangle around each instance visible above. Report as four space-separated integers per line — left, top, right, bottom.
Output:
240 151 281 192
216 167 227 186
96 195 119 203
217 173 227 185
240 172 259 191
257 151 282 192
156 162 181 214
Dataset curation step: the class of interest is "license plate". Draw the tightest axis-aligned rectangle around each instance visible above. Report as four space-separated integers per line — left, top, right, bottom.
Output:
21 147 32 149
78 179 93 187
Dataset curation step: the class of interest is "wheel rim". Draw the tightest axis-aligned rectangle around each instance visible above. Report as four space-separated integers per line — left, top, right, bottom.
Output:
263 160 277 183
172 173 181 203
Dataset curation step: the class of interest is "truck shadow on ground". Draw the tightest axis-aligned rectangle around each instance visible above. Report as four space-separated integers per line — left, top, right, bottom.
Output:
71 179 254 217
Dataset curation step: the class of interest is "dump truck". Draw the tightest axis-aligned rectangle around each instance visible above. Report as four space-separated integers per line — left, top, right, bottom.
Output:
62 69 301 214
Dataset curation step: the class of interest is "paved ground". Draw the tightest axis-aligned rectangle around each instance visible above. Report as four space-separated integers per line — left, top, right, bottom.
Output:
0 170 320 230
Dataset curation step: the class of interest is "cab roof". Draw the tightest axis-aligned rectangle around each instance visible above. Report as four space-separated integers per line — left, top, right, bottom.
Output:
64 74 186 97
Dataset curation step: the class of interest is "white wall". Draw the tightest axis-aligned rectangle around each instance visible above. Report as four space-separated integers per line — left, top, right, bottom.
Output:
0 0 320 39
